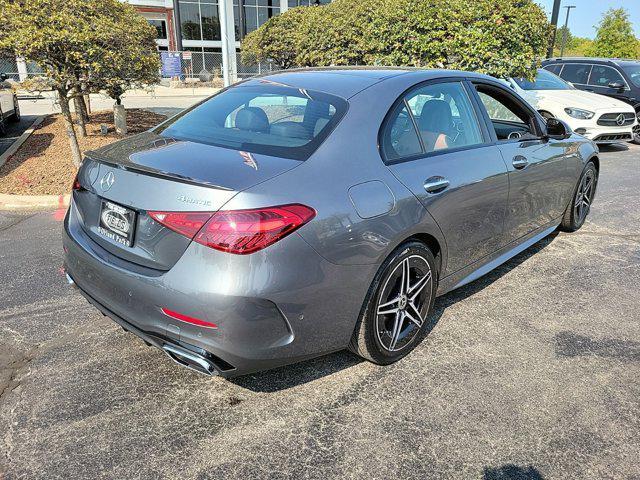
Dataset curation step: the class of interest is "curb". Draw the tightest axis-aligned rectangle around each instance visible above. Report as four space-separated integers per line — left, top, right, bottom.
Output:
0 115 46 168
0 193 70 211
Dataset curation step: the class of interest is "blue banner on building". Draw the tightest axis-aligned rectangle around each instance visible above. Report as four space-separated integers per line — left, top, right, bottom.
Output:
161 52 182 78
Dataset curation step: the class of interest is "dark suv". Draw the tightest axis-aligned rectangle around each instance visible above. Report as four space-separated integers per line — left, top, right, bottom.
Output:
542 58 640 143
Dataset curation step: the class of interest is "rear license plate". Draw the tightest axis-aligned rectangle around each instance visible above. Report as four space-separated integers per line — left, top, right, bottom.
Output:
98 200 136 247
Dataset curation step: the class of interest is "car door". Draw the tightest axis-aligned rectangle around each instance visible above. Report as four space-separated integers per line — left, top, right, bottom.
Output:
382 79 510 276
470 80 575 243
586 64 631 104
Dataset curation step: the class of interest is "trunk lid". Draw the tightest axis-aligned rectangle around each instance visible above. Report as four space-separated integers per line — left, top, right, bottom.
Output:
73 132 300 271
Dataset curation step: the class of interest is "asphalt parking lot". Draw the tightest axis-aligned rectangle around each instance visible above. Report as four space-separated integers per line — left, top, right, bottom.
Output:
0 113 38 157
1 143 639 479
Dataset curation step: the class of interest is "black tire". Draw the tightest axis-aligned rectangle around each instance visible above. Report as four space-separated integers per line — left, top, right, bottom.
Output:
0 116 6 137
8 96 20 123
560 161 598 232
632 123 640 145
349 241 438 365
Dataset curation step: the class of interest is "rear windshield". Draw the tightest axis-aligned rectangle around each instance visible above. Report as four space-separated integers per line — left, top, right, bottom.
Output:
156 84 347 160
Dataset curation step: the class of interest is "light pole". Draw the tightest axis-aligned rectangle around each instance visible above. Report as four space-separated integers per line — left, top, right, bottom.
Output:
560 5 576 57
547 0 562 58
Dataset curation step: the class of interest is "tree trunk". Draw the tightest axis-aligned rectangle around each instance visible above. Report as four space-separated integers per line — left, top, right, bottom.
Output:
73 96 87 137
84 94 91 114
78 93 90 124
58 93 83 168
114 103 127 135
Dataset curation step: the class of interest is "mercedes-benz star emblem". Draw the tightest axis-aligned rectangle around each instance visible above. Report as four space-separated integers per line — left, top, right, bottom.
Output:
616 114 626 126
100 171 115 192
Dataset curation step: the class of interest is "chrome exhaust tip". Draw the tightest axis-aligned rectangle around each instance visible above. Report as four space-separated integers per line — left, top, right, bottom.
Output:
162 344 218 376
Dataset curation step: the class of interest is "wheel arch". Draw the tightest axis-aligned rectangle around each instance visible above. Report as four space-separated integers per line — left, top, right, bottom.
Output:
403 232 444 278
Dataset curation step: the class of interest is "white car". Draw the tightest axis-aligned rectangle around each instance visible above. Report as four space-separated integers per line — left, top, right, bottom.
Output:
0 73 20 136
505 68 637 144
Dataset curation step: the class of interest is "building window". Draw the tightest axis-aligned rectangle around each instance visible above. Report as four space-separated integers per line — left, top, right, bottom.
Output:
242 0 279 37
147 19 168 40
179 0 221 41
288 0 330 7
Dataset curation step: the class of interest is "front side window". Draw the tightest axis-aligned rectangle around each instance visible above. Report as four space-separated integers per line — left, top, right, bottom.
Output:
475 86 537 141
157 85 346 160
588 65 626 88
514 69 571 91
381 81 483 161
559 63 591 84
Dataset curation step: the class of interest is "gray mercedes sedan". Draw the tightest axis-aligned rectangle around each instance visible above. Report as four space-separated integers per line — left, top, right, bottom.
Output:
63 68 599 377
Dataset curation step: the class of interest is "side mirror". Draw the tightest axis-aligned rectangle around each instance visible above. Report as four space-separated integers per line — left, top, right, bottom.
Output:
545 117 570 139
608 81 625 90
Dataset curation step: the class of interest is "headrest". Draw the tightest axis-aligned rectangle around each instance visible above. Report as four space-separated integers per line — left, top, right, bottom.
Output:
418 99 453 133
235 107 269 133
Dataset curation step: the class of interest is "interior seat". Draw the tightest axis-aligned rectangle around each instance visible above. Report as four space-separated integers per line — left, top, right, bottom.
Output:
235 107 270 133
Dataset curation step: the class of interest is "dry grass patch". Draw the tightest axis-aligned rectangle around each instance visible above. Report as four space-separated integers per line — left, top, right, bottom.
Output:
0 109 166 195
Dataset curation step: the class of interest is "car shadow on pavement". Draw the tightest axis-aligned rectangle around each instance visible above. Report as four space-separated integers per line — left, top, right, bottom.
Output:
597 143 630 153
231 232 558 393
483 464 545 479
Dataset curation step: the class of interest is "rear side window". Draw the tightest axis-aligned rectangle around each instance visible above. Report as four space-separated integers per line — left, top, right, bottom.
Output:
560 64 591 84
381 81 483 161
157 85 347 160
544 64 562 75
588 65 626 87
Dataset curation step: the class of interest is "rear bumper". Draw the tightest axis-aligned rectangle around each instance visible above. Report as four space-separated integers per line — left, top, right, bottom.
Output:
63 200 371 377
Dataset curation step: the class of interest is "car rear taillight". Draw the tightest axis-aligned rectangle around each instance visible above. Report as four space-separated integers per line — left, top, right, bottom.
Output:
148 204 315 255
148 211 212 239
72 174 82 191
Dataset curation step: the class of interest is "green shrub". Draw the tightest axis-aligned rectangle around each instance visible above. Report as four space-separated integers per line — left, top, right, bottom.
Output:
242 0 550 79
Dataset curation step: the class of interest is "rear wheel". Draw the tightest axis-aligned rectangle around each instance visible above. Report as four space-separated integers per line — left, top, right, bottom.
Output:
349 241 437 365
560 161 598 232
8 96 20 123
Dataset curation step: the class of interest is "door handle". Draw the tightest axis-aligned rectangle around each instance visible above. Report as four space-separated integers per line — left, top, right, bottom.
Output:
424 176 450 193
512 155 529 170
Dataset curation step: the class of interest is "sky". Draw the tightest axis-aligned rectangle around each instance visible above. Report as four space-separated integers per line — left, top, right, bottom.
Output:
535 0 640 39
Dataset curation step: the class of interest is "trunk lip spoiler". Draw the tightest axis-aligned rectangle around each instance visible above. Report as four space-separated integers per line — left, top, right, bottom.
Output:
85 154 235 191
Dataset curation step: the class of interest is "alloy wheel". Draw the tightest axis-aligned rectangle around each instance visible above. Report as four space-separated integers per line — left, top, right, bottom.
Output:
574 169 596 226
375 255 433 352
633 123 640 144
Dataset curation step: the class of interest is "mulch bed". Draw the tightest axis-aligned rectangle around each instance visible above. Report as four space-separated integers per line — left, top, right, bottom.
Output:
0 109 167 195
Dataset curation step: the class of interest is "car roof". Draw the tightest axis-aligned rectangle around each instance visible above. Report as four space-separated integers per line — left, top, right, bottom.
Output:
237 67 497 99
543 57 640 67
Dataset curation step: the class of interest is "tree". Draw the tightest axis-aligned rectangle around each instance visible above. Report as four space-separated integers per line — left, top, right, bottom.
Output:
242 0 550 79
552 26 593 57
241 7 309 69
587 8 640 59
0 0 160 167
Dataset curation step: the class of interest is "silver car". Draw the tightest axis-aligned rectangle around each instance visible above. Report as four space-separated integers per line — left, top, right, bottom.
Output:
63 68 599 377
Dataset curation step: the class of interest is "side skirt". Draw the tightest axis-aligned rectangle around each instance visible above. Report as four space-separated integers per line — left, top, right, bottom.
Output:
437 221 560 296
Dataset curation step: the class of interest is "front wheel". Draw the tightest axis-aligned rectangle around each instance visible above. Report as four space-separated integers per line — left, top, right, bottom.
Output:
632 122 640 145
349 242 437 365
560 161 598 232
